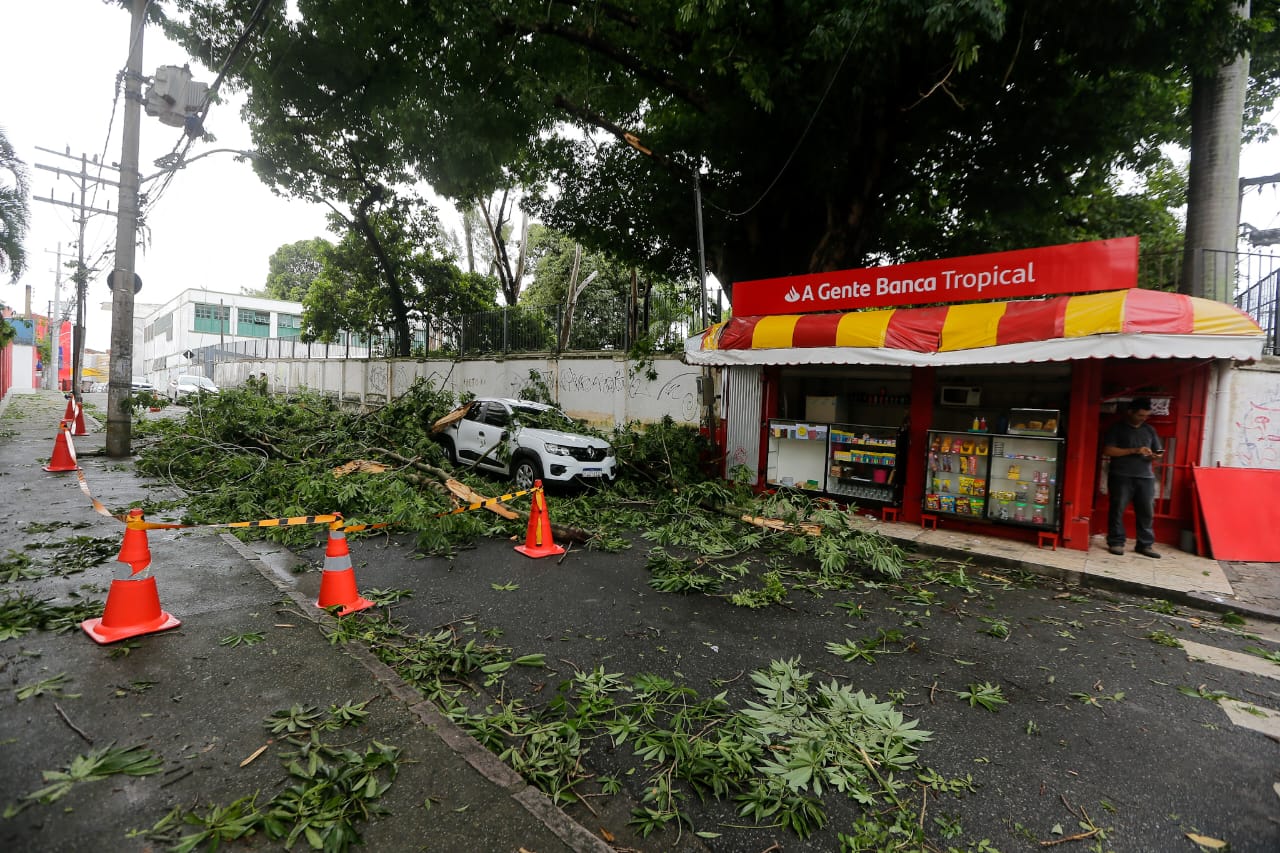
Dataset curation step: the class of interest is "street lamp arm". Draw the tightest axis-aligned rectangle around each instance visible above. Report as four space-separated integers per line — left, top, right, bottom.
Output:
140 148 260 184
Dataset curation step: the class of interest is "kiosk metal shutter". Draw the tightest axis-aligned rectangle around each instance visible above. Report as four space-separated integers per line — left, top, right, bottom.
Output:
723 365 763 482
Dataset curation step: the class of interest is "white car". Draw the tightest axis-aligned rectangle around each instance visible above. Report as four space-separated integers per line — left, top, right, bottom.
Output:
436 398 616 489
131 377 157 392
168 374 219 401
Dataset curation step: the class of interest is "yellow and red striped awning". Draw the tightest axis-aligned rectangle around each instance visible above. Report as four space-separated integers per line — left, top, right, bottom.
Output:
686 290 1264 367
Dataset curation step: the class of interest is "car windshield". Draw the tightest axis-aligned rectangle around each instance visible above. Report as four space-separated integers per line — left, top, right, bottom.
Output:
181 376 216 390
512 404 578 431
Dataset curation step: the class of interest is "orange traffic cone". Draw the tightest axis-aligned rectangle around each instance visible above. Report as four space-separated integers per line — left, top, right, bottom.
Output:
116 509 152 574
316 521 374 615
43 421 80 472
63 396 87 436
515 481 565 559
81 511 180 644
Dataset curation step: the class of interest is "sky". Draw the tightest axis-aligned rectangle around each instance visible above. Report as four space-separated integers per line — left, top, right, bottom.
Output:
2 0 331 350
2 1 1280 352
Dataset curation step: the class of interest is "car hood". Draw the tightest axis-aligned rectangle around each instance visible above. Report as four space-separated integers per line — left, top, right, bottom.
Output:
518 427 611 453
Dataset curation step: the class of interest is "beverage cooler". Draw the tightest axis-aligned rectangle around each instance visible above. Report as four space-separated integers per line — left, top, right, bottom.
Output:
826 424 901 505
985 434 1063 531
923 411 1063 532
924 431 991 520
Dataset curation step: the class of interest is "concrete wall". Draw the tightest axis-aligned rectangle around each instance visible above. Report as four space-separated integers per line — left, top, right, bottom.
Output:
1223 356 1280 468
214 354 703 426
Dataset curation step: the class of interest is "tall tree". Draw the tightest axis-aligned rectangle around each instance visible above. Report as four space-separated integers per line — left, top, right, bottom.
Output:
249 237 332 302
302 204 498 349
167 1 1279 296
0 126 30 284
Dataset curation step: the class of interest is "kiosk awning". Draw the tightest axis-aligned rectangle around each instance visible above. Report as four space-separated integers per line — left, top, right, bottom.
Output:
684 289 1265 367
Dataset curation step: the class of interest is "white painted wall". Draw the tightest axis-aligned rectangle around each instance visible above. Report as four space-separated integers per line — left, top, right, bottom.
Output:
1222 358 1280 468
214 354 702 426
10 345 36 390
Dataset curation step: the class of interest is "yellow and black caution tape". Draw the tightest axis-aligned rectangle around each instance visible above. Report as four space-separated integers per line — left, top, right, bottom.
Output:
434 486 534 517
68 437 532 535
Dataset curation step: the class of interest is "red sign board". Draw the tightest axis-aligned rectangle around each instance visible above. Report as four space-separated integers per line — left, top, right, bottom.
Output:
732 236 1139 316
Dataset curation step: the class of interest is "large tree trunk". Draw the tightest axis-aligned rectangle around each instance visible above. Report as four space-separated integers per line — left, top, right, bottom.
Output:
1182 0 1251 302
353 201 413 357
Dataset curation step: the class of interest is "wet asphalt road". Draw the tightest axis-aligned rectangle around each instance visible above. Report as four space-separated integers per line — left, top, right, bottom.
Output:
299 528 1280 853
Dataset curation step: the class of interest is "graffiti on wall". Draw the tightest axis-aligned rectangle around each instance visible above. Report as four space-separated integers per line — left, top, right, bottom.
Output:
1233 388 1280 468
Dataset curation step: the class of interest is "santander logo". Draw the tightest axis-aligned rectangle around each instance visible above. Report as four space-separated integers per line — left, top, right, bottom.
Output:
784 286 804 303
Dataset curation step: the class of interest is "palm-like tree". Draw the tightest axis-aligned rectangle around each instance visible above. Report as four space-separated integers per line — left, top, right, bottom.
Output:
1 126 31 283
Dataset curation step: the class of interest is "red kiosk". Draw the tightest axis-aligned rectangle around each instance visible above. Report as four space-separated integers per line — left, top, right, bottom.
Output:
686 238 1266 552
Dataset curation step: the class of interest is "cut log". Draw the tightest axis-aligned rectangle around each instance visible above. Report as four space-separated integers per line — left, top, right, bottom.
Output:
741 514 822 537
444 478 520 520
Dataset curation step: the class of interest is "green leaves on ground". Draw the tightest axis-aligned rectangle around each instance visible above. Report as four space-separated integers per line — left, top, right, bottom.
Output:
136 702 397 853
0 591 102 641
5 744 164 816
957 682 1009 712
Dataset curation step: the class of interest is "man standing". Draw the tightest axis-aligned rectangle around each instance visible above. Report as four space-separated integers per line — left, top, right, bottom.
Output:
1102 397 1164 558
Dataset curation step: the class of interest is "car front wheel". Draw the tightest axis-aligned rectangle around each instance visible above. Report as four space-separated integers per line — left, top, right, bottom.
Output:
512 455 542 491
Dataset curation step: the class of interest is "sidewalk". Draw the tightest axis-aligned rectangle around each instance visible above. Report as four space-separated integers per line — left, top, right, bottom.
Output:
861 512 1280 624
0 390 608 853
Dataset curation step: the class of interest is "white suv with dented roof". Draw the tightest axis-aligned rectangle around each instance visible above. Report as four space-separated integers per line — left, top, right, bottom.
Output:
435 397 616 489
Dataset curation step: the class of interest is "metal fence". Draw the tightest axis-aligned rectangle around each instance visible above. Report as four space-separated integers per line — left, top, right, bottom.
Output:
202 302 701 364
1141 248 1280 356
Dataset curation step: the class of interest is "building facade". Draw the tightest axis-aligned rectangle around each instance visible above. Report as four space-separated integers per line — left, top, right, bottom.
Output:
138 289 313 387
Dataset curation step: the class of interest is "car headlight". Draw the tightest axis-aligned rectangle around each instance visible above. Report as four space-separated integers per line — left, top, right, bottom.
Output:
543 442 573 456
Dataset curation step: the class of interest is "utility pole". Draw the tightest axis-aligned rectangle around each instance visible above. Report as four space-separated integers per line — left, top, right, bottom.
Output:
42 245 63 391
33 153 120 399
107 0 147 457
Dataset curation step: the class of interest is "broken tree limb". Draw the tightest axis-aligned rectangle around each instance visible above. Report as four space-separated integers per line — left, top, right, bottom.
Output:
445 478 520 520
370 447 594 542
741 514 823 537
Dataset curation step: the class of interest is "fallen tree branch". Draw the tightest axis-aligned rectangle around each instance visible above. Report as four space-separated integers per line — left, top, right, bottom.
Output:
54 702 92 743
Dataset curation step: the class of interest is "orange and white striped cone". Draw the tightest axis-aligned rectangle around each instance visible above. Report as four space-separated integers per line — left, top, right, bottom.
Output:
64 395 87 436
316 521 374 615
514 481 565 559
82 510 180 644
43 421 81 473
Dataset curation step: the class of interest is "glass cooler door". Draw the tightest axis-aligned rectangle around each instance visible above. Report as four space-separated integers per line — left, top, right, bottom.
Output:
985 435 1064 530
924 431 992 520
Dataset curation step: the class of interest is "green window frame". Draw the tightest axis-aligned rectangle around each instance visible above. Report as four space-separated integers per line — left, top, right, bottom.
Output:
277 313 302 339
194 303 229 334
237 308 270 338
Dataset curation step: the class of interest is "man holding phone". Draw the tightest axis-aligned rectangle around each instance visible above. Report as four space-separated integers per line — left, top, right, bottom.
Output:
1103 397 1164 558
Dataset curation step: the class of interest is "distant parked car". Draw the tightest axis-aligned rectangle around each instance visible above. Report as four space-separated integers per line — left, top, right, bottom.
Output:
168 374 219 401
131 377 156 392
433 397 616 489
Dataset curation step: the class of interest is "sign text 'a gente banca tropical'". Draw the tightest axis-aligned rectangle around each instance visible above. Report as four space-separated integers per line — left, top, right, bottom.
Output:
731 237 1139 316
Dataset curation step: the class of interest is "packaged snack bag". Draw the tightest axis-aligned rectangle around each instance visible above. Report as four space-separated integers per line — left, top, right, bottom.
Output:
956 497 971 514
941 436 952 453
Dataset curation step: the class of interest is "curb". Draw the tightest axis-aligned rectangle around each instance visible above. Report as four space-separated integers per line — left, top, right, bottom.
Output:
220 533 612 853
901 537 1280 624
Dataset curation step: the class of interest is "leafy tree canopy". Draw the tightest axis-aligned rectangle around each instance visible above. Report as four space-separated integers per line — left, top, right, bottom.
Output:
249 237 332 302
0 126 31 284
165 0 1280 295
302 205 498 348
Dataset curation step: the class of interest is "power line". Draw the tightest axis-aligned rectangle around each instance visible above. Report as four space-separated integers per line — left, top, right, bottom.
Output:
142 0 277 217
703 10 867 220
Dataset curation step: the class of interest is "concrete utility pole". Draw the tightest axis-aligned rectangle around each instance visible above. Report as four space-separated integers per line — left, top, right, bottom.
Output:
106 0 146 457
1181 0 1251 303
43 245 62 391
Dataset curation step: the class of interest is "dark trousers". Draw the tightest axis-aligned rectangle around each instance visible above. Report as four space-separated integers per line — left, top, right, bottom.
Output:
1107 475 1156 549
